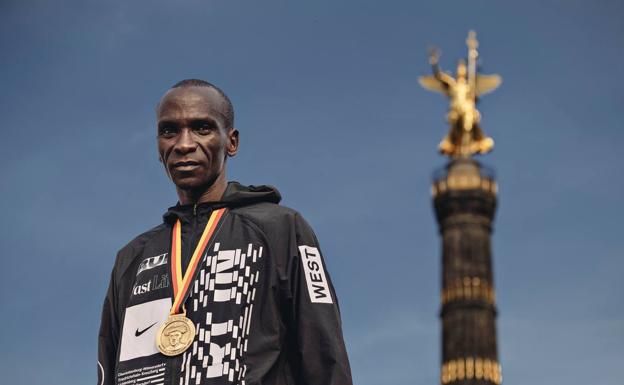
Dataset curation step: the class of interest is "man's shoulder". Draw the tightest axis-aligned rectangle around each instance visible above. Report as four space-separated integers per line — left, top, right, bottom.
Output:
230 202 318 243
114 223 168 270
230 201 302 227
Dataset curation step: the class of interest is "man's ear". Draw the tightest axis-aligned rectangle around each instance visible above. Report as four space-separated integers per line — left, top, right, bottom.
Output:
227 128 239 157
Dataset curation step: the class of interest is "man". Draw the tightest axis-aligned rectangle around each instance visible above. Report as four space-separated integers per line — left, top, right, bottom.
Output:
98 79 353 385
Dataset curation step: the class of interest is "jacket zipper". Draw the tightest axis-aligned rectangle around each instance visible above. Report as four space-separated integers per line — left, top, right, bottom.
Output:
188 204 198 275
170 355 180 385
172 203 207 384
172 205 196 384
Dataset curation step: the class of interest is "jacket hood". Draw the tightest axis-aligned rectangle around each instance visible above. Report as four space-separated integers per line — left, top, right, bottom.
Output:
163 181 281 223
220 181 281 206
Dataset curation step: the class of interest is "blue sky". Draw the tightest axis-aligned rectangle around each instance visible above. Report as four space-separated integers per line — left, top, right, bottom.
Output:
1 1 622 384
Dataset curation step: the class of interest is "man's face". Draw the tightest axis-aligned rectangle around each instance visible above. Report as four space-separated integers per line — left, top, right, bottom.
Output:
157 86 238 192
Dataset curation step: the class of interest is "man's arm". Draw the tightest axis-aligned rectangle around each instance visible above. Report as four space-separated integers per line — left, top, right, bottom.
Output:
98 267 119 385
286 213 353 385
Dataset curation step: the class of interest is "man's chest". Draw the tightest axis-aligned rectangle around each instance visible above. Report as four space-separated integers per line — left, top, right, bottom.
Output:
115 227 273 385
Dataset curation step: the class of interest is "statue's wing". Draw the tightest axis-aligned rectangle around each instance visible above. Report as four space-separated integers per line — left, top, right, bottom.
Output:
419 76 446 94
475 74 502 96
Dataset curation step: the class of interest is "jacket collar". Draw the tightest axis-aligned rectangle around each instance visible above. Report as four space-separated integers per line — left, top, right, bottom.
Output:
163 181 281 224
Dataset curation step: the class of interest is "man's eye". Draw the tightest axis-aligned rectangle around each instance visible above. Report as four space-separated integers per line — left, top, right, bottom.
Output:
159 126 177 136
194 122 214 133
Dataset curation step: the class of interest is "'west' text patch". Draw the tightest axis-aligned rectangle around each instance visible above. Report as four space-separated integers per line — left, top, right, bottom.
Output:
298 245 333 304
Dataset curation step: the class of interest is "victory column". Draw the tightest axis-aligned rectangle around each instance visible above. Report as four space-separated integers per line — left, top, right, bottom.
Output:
421 31 503 385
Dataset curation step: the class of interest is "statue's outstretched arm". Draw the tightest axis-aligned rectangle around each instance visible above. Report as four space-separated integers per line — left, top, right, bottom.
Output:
433 64 454 87
429 48 454 88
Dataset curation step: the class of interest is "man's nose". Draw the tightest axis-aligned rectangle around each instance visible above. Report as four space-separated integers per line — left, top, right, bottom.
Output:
173 129 197 154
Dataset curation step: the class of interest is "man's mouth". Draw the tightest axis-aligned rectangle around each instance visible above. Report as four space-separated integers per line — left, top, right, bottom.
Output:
172 160 200 170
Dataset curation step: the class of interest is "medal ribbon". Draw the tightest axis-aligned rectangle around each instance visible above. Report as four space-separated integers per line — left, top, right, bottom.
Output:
170 207 227 315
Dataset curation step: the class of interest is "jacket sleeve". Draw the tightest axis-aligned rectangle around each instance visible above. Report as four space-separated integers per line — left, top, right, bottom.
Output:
285 213 353 385
98 265 120 385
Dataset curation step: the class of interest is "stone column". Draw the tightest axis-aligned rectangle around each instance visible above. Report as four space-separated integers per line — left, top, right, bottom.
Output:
432 158 502 385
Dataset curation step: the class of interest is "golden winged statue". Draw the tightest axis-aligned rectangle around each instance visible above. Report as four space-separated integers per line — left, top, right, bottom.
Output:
419 31 501 157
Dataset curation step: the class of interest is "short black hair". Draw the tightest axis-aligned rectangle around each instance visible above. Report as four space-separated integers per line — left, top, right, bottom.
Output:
170 79 234 129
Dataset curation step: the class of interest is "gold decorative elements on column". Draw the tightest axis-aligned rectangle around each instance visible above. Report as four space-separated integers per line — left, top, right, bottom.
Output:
441 357 502 384
442 276 496 305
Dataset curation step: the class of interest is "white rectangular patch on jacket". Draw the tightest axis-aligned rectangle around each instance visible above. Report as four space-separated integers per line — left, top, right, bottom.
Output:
119 298 171 361
298 245 333 304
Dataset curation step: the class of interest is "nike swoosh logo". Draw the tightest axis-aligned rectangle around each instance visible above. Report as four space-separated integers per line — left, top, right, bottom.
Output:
135 322 158 337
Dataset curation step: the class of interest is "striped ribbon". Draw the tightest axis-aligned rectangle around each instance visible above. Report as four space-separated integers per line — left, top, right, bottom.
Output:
169 207 227 315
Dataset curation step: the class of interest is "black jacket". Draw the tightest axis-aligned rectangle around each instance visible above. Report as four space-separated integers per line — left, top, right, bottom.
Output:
98 182 352 385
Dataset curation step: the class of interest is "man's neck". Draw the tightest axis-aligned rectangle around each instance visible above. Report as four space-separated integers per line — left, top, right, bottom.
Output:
176 175 228 205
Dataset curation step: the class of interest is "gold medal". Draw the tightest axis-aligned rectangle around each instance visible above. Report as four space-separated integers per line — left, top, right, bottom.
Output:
156 312 196 356
156 208 227 356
